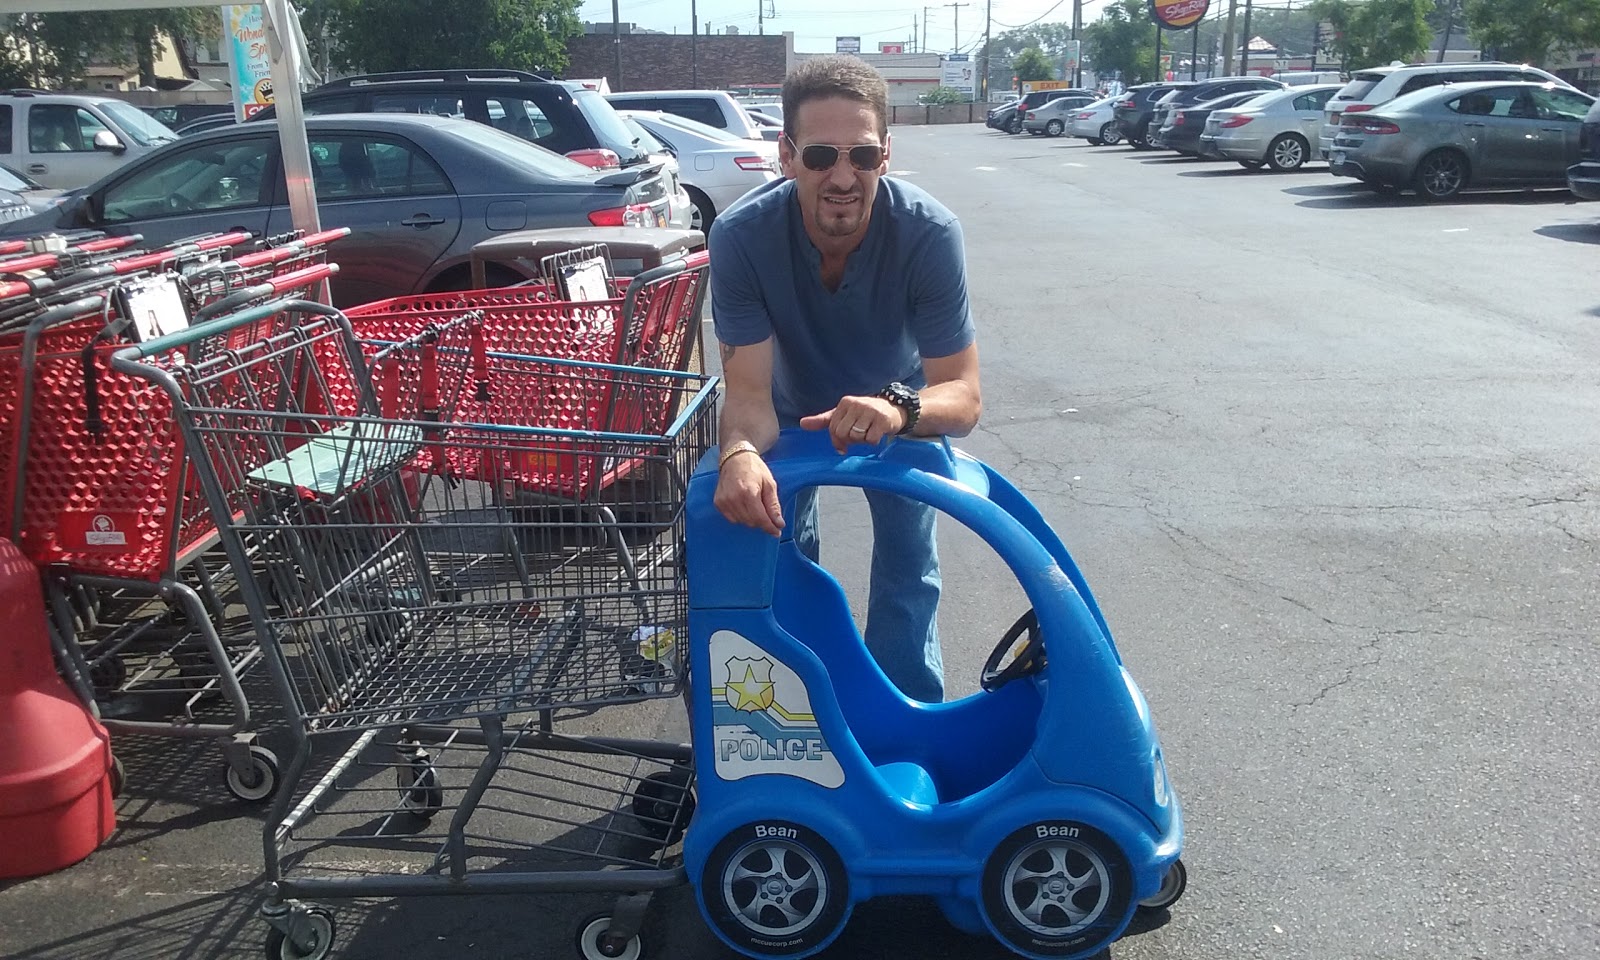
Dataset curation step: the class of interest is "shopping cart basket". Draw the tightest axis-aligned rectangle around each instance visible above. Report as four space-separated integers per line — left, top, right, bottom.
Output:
3 262 338 802
113 297 718 960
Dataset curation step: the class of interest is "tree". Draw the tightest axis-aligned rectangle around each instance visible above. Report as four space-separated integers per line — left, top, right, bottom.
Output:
1083 0 1157 84
1012 46 1057 82
1 8 213 89
326 0 583 75
921 86 966 104
1307 0 1434 70
1464 0 1600 66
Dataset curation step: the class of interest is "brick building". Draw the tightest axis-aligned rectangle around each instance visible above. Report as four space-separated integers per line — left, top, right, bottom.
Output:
565 29 794 93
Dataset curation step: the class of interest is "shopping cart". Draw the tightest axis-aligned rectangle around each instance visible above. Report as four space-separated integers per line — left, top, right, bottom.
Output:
2 258 339 802
113 297 718 960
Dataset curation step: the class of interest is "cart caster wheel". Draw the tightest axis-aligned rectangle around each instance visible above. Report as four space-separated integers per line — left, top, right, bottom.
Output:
224 745 280 803
702 820 850 956
265 909 336 960
980 821 1135 958
631 765 694 844
90 654 126 695
398 759 444 818
109 754 126 798
574 914 645 960
1138 858 1187 913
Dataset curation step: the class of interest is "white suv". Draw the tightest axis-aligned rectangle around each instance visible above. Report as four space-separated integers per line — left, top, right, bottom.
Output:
604 90 766 141
1318 62 1570 159
0 91 177 189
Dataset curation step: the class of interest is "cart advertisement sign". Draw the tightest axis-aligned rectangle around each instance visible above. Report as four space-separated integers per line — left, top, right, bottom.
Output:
1148 0 1210 30
223 4 275 120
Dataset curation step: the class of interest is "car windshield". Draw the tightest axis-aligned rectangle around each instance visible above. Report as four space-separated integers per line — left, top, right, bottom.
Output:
621 116 668 155
646 112 747 144
439 122 600 180
571 89 650 166
98 99 177 145
1334 74 1385 102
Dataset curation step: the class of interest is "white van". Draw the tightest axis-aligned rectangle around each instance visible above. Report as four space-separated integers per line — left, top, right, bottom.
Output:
1272 71 1345 87
0 92 177 190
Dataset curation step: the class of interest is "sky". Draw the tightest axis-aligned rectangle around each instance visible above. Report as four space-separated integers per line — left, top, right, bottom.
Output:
576 0 1108 57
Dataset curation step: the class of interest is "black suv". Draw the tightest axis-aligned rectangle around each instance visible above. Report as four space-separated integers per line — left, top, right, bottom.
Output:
991 88 1097 134
1113 82 1194 148
255 69 655 169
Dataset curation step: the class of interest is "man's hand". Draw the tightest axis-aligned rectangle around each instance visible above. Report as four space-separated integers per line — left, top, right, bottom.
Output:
800 395 907 453
714 451 785 536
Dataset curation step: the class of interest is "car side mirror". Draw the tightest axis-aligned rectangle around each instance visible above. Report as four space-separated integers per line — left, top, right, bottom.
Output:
92 130 126 155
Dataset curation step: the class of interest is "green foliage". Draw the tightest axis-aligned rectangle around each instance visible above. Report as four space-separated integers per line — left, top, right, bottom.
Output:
1464 0 1600 66
921 86 966 104
1307 0 1435 70
2 9 210 89
1083 0 1157 83
1012 46 1057 82
325 0 583 75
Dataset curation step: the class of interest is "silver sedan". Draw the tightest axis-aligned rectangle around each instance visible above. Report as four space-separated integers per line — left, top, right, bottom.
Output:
1068 97 1124 145
1328 82 1595 199
1198 84 1342 171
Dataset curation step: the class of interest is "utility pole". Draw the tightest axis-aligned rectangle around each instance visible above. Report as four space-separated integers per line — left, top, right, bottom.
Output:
1239 0 1254 75
923 7 930 55
981 0 991 101
1222 0 1238 76
944 2 969 54
759 0 763 36
1437 0 1457 63
612 0 623 90
692 0 699 86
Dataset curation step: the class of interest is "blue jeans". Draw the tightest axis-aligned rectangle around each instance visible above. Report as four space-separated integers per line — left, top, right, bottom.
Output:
791 487 944 702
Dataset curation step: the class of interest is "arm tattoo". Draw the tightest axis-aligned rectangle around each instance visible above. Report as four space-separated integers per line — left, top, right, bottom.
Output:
720 342 736 364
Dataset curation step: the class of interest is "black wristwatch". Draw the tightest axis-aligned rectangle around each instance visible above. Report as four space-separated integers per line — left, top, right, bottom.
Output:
878 382 921 435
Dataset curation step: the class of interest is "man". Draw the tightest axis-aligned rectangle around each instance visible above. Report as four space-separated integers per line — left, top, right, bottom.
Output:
709 55 982 703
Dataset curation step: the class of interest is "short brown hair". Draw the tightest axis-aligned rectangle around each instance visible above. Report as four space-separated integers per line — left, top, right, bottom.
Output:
782 55 889 140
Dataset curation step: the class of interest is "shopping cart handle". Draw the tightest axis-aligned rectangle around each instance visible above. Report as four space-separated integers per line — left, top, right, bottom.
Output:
117 296 341 359
297 227 351 248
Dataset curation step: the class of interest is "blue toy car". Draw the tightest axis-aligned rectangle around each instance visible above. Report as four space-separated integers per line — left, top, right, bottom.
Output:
684 430 1186 959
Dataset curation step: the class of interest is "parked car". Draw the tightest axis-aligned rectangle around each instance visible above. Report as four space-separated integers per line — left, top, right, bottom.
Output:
0 114 674 304
1328 82 1595 199
1567 93 1600 200
1199 84 1342 170
1068 96 1124 145
1155 90 1271 155
616 115 694 230
1319 61 1571 160
0 91 177 189
1022 95 1097 137
142 103 234 130
616 109 779 232
745 109 784 142
992 89 1096 134
1113 82 1194 148
1148 77 1286 149
605 90 766 141
257 68 662 173
0 161 64 211
986 98 1023 129
745 102 784 123
175 114 238 137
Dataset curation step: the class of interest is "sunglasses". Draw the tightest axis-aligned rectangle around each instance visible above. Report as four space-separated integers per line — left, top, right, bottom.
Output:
786 137 886 172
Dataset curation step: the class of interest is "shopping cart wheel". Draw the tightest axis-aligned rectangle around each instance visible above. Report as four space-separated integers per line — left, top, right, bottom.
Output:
631 764 694 844
109 754 126 798
979 820 1134 958
90 654 127 696
397 758 444 818
1137 858 1188 913
264 908 336 960
224 745 281 803
574 913 645 960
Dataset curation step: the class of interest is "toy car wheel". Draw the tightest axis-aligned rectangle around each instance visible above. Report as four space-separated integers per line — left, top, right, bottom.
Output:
224 745 280 803
264 908 335 960
631 764 694 844
1138 858 1187 913
981 821 1134 958
574 914 645 960
702 821 850 956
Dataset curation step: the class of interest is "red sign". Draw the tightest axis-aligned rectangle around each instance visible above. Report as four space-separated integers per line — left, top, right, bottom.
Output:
879 42 905 54
1149 0 1210 30
241 102 271 119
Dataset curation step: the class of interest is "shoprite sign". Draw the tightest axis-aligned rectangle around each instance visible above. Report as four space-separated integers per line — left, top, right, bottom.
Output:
1148 0 1210 30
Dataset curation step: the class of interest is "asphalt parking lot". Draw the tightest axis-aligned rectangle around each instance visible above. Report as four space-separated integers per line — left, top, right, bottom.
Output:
3 122 1598 960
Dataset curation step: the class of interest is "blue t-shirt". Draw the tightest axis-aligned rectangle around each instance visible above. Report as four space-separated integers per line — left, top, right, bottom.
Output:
708 177 976 425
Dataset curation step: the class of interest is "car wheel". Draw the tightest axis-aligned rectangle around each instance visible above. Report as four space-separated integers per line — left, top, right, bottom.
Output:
1266 133 1309 172
1238 159 1265 171
1099 122 1123 145
1414 149 1468 200
1007 116 1024 134
686 187 716 234
1045 119 1065 137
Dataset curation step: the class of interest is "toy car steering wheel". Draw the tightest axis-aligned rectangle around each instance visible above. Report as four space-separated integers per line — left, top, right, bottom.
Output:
981 608 1045 692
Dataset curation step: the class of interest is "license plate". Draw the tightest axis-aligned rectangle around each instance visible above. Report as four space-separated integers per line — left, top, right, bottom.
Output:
1331 150 1346 165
